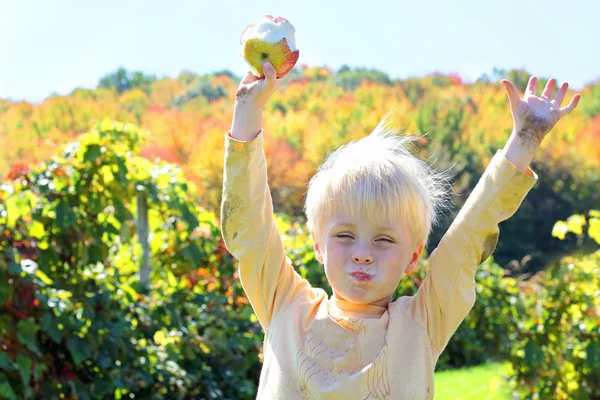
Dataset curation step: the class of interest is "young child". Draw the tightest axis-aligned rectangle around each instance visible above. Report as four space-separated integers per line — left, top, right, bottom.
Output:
220 61 580 399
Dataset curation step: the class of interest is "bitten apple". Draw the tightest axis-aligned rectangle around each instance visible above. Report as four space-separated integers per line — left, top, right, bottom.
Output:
240 15 299 79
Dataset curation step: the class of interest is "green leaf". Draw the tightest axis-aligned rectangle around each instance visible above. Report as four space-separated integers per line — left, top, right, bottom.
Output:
523 339 544 368
113 198 128 222
56 200 67 229
41 312 62 343
16 318 40 355
115 159 129 184
16 354 32 387
7 260 20 275
104 222 120 236
585 341 600 369
33 363 46 382
183 243 202 267
0 315 9 336
120 284 137 302
67 336 92 365
0 373 18 400
89 195 102 214
83 144 102 164
178 202 199 229
0 279 12 307
0 353 13 371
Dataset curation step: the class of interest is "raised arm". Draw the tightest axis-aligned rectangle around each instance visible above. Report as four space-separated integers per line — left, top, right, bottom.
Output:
408 76 580 354
220 62 313 330
501 76 580 172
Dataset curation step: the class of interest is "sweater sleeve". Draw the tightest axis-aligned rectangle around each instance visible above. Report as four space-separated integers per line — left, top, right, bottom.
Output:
220 129 313 330
406 149 538 354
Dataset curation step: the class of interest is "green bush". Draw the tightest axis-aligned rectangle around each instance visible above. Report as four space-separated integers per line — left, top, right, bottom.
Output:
0 120 262 399
508 211 600 399
332 66 393 91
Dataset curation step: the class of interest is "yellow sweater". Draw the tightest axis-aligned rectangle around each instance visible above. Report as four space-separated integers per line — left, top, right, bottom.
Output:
220 129 538 399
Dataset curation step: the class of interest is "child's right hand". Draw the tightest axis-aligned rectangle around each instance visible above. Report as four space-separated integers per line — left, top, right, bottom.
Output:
230 61 286 141
235 61 286 109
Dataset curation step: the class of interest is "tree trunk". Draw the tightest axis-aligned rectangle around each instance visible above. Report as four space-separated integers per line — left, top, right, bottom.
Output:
137 193 150 290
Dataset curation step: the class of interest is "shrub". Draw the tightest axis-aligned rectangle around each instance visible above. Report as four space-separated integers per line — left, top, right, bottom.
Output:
0 119 262 399
508 210 600 399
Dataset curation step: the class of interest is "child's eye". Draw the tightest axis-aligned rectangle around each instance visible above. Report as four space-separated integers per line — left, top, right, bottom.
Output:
336 234 393 243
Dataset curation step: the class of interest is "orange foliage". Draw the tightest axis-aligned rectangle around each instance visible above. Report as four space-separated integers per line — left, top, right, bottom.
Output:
1 69 598 222
263 133 314 214
577 115 600 163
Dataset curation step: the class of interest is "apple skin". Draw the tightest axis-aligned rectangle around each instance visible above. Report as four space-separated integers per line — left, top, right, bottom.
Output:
239 15 299 79
241 37 299 79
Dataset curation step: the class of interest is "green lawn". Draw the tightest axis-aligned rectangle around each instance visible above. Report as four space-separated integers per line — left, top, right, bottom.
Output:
434 362 513 399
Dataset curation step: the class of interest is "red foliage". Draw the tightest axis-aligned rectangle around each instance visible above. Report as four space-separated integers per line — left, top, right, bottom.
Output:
147 104 168 113
140 144 180 164
15 281 37 315
577 115 600 161
584 115 600 140
5 303 28 320
212 75 231 86
408 273 423 288
14 239 38 260
199 116 226 134
5 162 30 181
288 77 311 86
448 73 463 86
60 364 77 382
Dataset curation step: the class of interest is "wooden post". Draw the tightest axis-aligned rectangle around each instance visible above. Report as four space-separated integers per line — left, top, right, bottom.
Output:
137 193 150 290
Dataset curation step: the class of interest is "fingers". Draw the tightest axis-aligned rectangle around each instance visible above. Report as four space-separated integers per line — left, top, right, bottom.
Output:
263 61 276 84
241 71 259 85
559 94 581 117
526 76 538 96
552 82 569 106
263 61 287 91
501 79 521 109
541 78 556 99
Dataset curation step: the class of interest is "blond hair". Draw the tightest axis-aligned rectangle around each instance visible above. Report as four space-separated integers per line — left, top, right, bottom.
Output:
303 113 454 250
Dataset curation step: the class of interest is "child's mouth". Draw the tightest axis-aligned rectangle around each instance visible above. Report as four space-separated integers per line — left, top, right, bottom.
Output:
350 272 373 281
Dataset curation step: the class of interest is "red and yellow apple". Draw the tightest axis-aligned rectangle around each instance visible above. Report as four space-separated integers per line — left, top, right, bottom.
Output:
240 15 299 79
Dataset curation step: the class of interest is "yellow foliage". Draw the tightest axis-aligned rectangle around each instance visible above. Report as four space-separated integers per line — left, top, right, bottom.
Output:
553 210 600 245
1 70 598 229
153 330 181 346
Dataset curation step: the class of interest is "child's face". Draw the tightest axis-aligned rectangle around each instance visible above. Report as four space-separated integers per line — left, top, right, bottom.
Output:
313 212 424 308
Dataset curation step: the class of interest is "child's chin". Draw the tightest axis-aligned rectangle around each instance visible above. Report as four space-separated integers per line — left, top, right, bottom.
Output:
341 289 374 304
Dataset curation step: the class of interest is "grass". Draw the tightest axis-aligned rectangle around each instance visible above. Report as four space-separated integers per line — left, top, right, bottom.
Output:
434 361 514 399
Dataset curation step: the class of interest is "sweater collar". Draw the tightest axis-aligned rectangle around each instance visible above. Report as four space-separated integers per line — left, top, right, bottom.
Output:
328 294 389 319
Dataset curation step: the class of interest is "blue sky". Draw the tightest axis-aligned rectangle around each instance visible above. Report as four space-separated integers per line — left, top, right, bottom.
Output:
1 0 598 103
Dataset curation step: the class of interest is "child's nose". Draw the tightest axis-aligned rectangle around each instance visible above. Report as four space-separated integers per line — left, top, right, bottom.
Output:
353 255 373 264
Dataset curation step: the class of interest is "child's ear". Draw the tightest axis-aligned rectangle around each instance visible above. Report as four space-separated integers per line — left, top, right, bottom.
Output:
312 234 324 264
404 242 425 274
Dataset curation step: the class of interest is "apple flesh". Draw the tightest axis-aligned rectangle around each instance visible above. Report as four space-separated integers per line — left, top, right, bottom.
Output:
240 15 300 79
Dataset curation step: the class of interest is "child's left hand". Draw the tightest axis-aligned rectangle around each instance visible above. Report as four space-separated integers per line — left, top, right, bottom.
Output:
501 77 580 146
